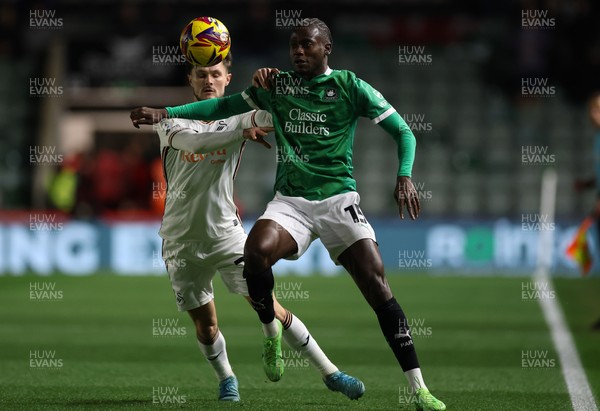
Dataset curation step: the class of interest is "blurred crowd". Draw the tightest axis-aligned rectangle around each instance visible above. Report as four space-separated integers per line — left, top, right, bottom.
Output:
1 0 600 215
47 135 165 218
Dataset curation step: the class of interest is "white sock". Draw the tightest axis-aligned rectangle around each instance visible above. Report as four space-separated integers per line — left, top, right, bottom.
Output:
262 319 279 338
405 368 427 391
197 331 234 381
282 313 338 377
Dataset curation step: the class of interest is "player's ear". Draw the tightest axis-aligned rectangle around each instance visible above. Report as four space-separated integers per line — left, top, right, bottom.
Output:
324 43 332 56
187 73 193 86
225 73 232 86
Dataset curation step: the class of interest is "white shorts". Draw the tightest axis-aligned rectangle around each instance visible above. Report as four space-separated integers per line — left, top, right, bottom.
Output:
258 191 377 263
162 228 248 312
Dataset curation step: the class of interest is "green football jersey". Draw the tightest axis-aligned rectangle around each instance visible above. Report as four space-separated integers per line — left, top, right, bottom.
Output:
241 68 396 201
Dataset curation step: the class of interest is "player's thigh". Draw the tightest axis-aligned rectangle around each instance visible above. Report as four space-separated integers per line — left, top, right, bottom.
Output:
249 193 316 262
162 240 217 312
317 191 378 263
317 192 391 306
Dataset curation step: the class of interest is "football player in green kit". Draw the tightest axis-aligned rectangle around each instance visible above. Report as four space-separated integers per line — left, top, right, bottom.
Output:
131 18 445 411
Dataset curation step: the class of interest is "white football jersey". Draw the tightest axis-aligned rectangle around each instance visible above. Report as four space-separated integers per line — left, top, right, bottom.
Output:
156 110 272 242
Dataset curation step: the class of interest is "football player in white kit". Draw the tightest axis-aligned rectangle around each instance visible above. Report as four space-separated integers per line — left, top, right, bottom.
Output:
153 53 365 402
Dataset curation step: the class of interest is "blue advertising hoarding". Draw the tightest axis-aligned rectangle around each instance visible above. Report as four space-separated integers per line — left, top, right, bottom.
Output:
0 217 589 276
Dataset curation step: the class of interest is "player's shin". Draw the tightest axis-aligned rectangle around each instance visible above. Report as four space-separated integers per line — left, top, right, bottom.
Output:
281 310 338 377
197 330 234 381
374 297 428 389
244 267 276 326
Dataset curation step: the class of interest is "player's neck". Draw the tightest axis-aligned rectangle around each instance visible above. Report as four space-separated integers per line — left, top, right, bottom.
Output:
299 65 329 81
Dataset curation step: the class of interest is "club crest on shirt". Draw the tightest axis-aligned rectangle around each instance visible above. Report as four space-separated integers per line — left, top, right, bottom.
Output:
158 119 181 134
322 88 338 101
215 120 227 131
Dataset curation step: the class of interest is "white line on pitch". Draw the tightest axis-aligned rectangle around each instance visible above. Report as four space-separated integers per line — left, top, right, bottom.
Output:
534 269 598 411
535 168 597 411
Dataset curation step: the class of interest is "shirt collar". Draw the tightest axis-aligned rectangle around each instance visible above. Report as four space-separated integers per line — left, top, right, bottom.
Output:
310 66 332 80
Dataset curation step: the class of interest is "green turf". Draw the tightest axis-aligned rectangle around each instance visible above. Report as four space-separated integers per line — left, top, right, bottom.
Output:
554 277 600 406
1 274 598 410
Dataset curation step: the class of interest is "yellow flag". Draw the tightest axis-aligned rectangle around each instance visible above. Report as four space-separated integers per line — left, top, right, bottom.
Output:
566 217 593 276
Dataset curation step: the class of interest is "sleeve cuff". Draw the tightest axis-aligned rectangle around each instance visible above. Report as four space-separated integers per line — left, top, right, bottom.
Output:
241 91 261 110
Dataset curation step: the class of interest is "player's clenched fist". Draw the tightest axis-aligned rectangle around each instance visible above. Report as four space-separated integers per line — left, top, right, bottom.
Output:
130 107 168 128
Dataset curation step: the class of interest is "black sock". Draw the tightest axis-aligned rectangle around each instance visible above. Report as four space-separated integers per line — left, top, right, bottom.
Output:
244 267 275 324
374 297 420 372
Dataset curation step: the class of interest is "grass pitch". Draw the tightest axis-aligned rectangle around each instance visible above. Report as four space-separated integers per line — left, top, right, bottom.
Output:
0 273 599 410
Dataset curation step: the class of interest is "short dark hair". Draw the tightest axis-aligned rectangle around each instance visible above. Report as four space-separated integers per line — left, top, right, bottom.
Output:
186 52 233 74
297 18 332 46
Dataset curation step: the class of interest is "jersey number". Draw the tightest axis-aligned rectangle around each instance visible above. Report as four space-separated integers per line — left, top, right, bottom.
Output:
344 204 367 224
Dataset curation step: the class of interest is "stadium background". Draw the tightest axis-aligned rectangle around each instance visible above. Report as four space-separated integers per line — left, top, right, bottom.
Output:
1 1 600 410
2 0 600 275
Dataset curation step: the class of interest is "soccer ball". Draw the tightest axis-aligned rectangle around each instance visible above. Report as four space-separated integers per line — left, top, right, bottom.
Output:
179 17 231 66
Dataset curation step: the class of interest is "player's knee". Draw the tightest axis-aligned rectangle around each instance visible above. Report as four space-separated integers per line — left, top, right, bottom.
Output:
244 235 278 270
368 267 388 291
195 322 218 345
372 259 386 281
361 262 392 306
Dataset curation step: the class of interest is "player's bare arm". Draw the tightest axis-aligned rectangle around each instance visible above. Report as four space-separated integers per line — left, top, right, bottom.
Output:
130 107 168 128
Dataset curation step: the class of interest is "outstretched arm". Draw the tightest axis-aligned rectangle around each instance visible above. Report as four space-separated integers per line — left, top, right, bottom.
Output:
377 112 420 220
130 93 253 128
159 120 273 153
